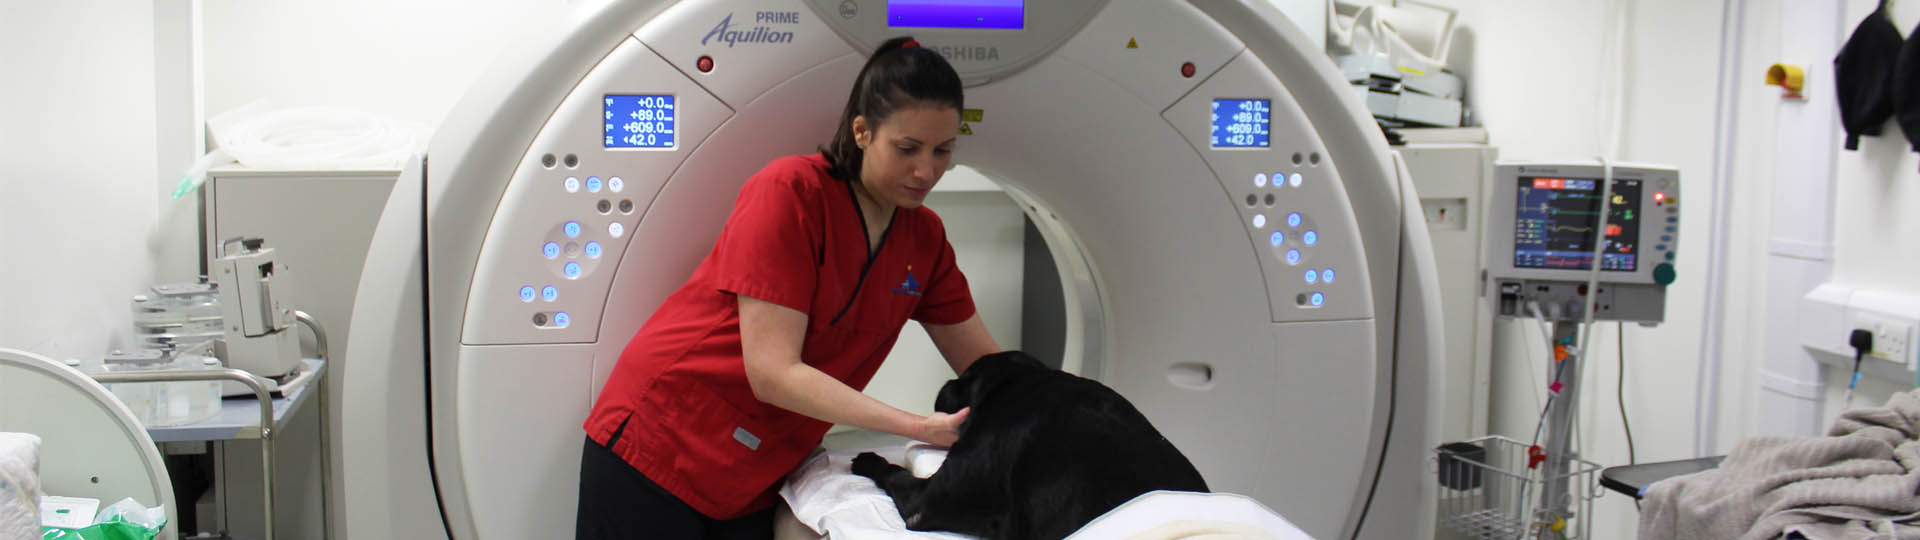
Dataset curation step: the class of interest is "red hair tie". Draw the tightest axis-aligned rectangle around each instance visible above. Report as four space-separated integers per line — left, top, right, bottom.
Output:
903 39 921 49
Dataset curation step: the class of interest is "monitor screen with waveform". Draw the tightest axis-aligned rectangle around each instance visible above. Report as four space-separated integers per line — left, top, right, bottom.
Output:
1513 176 1642 272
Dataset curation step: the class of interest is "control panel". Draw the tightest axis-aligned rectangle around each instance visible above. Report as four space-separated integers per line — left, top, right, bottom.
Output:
1169 53 1374 323
461 37 730 345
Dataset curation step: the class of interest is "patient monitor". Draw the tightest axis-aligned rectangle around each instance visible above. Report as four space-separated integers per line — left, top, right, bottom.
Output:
1475 160 1678 535
1483 161 1681 324
340 1 1447 539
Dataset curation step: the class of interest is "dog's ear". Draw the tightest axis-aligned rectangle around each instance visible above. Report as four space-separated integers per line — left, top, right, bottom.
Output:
934 364 988 414
933 377 973 414
936 351 1011 413
934 351 1047 413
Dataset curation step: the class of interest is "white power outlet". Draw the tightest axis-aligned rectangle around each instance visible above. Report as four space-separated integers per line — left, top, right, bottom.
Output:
1857 312 1916 366
1802 285 1920 379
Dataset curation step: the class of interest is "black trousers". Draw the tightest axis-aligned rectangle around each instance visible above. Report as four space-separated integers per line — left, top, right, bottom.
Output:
575 435 774 539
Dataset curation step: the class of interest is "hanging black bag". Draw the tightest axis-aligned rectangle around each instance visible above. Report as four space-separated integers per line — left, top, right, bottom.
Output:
1835 1 1903 150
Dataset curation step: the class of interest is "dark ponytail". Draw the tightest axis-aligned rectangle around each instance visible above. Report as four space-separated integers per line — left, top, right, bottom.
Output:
820 36 964 181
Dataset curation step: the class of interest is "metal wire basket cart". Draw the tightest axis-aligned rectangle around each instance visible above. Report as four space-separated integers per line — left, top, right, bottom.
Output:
1433 435 1601 540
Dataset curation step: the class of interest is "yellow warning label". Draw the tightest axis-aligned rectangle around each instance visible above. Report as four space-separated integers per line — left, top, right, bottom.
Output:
1127 37 1139 49
961 108 984 122
958 123 974 135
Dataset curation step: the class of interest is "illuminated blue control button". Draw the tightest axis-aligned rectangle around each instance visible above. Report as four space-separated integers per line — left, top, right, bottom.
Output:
1303 230 1318 246
543 242 560 259
1270 232 1285 246
1289 173 1303 187
1286 249 1301 265
1255 173 1268 187
1665 226 1676 233
564 176 580 193
1660 235 1672 242
1657 244 1668 251
584 241 603 259
1252 214 1267 229
1667 216 1678 223
1287 213 1303 228
586 176 603 193
1305 270 1318 284
564 262 582 279
519 286 536 302
1321 269 1335 283
553 312 570 328
608 176 624 193
608 222 625 238
542 286 558 302
564 221 582 238
1310 292 1325 306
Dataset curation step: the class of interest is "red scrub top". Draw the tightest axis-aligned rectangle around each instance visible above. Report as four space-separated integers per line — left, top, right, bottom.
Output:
583 153 976 519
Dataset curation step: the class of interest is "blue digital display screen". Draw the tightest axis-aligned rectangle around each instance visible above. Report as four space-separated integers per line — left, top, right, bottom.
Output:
1211 99 1270 148
888 0 1024 29
604 95 676 149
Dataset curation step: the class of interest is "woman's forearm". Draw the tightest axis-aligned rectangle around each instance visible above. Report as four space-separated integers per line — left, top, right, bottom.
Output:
748 357 923 438
738 293 936 441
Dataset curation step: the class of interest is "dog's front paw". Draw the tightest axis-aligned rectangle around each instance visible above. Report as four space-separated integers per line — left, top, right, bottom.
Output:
851 451 893 479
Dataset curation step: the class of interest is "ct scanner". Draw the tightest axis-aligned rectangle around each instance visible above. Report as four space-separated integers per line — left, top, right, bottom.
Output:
340 0 1446 538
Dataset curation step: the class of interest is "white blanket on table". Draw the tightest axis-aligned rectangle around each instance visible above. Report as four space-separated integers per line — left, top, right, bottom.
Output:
1639 388 1920 540
780 445 974 540
0 432 42 540
779 444 1314 540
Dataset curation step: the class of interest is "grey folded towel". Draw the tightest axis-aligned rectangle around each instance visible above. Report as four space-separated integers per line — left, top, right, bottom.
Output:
1638 389 1920 540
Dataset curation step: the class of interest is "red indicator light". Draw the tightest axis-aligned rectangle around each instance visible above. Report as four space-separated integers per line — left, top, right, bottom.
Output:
1180 62 1196 78
1655 192 1667 202
697 55 714 73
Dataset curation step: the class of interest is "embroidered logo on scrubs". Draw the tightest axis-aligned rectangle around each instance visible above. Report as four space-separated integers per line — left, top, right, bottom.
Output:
893 265 923 296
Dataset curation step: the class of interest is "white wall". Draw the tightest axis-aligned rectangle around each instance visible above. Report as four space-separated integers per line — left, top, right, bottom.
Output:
1820 0 1920 419
0 2 161 362
201 0 568 130
2 0 573 356
4 3 578 538
1434 0 1920 537
1833 0 1920 303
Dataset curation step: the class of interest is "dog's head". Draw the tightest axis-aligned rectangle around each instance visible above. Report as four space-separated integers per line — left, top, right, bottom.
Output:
934 350 1049 414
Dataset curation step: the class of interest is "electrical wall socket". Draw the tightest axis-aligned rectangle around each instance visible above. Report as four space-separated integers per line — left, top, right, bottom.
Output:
1857 312 1917 367
1801 284 1920 381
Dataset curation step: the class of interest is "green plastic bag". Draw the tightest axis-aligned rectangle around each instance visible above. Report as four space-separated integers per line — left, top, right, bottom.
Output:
40 497 165 540
39 520 157 540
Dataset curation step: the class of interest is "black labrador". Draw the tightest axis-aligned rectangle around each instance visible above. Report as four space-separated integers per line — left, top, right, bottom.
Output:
851 350 1208 540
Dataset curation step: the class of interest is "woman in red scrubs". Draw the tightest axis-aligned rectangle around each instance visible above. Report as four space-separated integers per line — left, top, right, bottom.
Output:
575 36 1000 539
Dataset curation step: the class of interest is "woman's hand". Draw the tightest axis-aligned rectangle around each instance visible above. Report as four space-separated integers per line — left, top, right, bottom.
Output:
919 407 971 448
